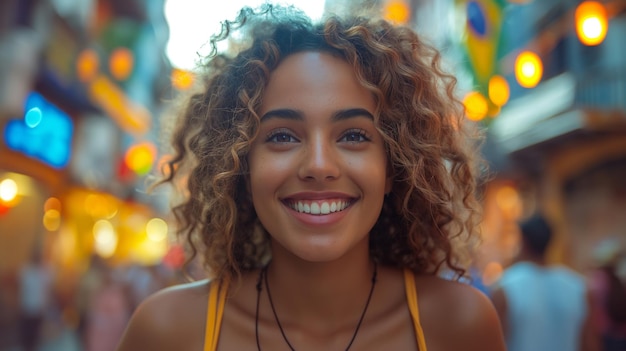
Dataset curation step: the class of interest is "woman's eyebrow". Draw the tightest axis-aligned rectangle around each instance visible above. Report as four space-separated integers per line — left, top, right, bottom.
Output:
331 108 374 121
260 109 303 122
260 108 374 122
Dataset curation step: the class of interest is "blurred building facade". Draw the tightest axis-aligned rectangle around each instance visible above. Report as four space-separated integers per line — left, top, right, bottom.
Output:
409 0 626 278
423 0 626 278
0 0 174 291
485 0 626 273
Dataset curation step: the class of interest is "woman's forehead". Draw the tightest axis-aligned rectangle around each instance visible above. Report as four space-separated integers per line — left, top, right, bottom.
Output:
259 51 375 116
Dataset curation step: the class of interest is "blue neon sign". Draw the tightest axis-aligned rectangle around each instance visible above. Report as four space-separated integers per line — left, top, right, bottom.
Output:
3 92 74 168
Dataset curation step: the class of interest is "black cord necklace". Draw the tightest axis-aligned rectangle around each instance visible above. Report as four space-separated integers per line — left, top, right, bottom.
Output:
255 262 378 351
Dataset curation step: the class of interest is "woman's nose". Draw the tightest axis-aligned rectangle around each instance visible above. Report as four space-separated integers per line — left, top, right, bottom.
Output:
297 135 340 181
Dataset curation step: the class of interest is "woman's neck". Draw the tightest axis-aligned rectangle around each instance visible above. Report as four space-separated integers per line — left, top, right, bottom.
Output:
263 245 376 329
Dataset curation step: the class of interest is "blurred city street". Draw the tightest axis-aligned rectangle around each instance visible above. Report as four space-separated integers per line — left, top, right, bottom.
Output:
1 0 626 350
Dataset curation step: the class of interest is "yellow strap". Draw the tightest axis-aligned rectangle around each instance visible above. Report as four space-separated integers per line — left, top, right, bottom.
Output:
204 279 229 351
205 273 423 350
404 269 428 351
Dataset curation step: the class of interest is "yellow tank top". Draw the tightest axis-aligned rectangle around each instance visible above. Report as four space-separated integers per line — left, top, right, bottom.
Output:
204 269 427 350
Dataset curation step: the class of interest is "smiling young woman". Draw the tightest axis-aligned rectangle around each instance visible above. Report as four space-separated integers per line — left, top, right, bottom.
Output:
116 4 506 351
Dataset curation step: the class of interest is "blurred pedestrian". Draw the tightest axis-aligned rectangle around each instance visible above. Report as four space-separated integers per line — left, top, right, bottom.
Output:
17 249 54 351
76 254 106 346
84 262 131 351
588 239 626 351
490 214 600 351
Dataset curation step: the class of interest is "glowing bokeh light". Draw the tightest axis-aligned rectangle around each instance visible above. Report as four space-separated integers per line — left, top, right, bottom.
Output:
109 47 134 81
146 218 168 242
76 49 100 82
43 209 62 231
25 107 43 128
575 1 608 46
0 179 18 202
44 197 62 212
489 75 510 107
383 0 410 25
171 68 195 90
515 51 543 88
124 142 157 176
93 219 118 258
463 91 489 121
84 194 118 219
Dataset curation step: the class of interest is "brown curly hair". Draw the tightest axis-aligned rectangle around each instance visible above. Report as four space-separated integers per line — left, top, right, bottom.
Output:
159 4 484 282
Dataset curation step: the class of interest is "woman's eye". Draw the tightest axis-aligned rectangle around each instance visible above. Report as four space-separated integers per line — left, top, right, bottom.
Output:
340 129 370 143
266 131 298 143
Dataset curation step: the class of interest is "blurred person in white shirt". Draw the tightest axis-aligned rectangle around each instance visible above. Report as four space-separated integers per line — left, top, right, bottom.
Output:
490 214 600 351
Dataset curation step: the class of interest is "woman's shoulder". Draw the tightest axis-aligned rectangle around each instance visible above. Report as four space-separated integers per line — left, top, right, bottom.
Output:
413 274 506 351
414 273 490 305
116 279 213 351
139 278 213 317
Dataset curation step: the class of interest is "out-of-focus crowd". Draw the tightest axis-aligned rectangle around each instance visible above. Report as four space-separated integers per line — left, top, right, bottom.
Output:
0 253 189 351
586 241 626 351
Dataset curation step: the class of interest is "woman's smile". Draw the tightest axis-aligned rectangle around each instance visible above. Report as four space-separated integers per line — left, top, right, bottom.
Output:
284 198 353 215
280 192 358 228
281 191 357 216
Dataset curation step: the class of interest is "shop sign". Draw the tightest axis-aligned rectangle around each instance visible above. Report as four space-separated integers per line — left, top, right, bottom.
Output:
3 92 74 168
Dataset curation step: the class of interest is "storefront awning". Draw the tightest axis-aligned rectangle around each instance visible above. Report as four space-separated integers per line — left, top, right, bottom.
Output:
490 72 626 154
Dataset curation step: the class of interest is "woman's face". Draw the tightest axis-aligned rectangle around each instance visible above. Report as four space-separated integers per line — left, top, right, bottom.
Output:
248 51 391 263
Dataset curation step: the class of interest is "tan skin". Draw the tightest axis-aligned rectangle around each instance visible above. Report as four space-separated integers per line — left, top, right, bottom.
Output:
117 52 506 351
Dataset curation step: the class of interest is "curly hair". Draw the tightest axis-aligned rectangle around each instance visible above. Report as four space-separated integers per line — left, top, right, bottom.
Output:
159 4 484 282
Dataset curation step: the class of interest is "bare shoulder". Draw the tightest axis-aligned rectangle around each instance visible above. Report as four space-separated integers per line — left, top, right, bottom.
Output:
414 275 506 351
116 279 211 351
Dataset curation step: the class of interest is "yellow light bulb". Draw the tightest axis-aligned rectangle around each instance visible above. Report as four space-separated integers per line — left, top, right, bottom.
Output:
488 75 510 107
575 1 608 46
515 51 543 88
463 91 489 121
384 0 410 25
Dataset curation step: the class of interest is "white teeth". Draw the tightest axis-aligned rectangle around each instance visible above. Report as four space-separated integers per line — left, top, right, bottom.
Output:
290 200 350 215
320 202 330 214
